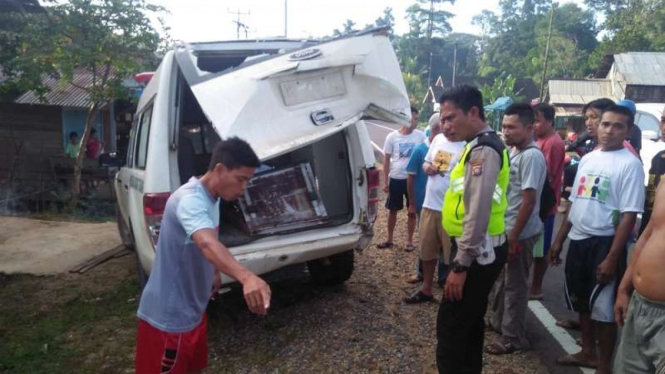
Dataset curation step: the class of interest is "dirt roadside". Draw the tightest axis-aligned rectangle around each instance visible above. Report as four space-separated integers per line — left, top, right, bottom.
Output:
0 193 548 374
0 216 121 274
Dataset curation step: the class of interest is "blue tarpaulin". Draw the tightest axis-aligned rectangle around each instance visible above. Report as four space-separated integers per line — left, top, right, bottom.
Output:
484 96 514 111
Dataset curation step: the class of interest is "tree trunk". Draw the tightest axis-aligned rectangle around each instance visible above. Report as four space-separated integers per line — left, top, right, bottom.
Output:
70 102 100 208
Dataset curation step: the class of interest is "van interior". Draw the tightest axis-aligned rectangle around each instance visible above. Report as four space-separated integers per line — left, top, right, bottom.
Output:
176 72 353 247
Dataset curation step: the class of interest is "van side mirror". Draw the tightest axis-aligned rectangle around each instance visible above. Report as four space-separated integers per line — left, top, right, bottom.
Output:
99 152 125 168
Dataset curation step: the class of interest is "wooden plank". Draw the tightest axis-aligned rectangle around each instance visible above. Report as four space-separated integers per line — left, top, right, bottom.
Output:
69 245 129 274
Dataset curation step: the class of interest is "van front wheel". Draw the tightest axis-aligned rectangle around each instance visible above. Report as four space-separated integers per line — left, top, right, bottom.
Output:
307 250 354 286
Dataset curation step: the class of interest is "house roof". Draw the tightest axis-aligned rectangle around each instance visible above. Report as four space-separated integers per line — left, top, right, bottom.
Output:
423 76 445 103
514 78 540 101
425 85 445 103
548 79 613 105
596 52 665 86
614 52 665 86
14 70 99 109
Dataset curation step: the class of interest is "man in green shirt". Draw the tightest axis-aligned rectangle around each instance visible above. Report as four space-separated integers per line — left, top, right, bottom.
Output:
64 131 80 158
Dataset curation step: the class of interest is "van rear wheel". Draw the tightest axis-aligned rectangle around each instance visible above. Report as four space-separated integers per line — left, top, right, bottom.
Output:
116 205 135 251
307 250 354 286
135 250 149 290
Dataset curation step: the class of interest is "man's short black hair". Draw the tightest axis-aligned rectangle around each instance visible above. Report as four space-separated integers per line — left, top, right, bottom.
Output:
534 103 555 122
69 131 78 138
208 137 260 171
438 84 485 121
504 103 535 127
582 98 615 116
601 105 634 127
411 105 418 114
90 129 97 135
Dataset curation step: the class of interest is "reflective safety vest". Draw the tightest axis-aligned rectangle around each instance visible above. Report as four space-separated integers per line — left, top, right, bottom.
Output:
442 131 510 237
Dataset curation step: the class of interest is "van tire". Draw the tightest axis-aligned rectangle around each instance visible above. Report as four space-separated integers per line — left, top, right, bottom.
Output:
135 250 149 290
116 206 135 251
307 250 354 286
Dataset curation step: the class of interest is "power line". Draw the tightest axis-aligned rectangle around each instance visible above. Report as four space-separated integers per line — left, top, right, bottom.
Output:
228 8 250 40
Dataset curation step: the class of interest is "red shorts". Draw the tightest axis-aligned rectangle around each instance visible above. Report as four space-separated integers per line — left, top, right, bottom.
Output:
135 315 208 374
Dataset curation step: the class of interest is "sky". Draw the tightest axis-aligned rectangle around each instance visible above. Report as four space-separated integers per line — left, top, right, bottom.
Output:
148 0 589 43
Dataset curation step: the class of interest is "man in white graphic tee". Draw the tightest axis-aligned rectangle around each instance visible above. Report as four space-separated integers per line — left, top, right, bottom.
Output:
550 105 645 374
378 105 426 251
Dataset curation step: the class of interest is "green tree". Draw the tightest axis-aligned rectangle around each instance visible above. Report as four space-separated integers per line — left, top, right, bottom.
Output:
405 0 455 40
475 1 597 82
400 56 427 113
333 19 357 36
479 74 524 106
587 0 665 68
1 0 163 204
372 7 395 40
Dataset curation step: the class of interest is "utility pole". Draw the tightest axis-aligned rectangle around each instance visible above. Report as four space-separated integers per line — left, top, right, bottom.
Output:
452 43 457 87
428 52 433 91
228 8 250 40
284 0 288 37
426 0 435 95
539 4 556 103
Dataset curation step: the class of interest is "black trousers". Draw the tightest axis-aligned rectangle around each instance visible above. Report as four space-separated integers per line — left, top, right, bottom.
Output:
436 241 508 374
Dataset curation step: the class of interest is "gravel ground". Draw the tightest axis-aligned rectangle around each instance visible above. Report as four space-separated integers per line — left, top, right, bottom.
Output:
205 188 548 374
0 187 550 374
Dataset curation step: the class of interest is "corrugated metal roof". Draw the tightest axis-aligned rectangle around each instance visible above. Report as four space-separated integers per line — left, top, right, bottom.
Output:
14 70 97 109
614 52 665 86
548 79 614 105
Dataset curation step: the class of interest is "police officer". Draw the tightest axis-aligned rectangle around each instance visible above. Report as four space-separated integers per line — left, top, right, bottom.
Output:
436 85 510 374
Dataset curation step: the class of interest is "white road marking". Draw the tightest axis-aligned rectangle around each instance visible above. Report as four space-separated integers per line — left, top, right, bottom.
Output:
366 121 398 133
528 300 595 374
371 141 384 156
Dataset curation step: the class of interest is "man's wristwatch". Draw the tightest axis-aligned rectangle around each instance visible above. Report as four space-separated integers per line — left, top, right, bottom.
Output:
451 260 469 273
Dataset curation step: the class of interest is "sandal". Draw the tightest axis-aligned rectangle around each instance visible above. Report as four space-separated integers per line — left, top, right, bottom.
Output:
377 242 393 249
407 275 423 284
485 341 519 355
404 244 416 252
404 290 434 304
556 353 598 368
555 319 581 330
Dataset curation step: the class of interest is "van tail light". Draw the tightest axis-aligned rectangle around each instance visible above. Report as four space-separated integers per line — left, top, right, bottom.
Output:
143 193 170 250
366 167 380 223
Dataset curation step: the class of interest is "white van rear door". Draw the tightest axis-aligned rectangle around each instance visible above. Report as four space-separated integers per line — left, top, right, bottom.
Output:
174 31 409 161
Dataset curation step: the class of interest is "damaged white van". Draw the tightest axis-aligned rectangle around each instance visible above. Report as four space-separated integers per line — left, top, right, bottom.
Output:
112 28 410 288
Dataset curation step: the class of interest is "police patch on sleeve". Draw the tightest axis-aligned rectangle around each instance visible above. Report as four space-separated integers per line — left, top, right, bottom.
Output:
471 159 483 176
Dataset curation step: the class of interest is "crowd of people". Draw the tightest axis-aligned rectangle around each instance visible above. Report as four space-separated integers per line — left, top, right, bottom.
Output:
378 85 665 374
128 83 664 374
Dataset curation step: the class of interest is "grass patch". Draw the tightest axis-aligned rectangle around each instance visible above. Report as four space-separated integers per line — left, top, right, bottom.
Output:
0 275 140 374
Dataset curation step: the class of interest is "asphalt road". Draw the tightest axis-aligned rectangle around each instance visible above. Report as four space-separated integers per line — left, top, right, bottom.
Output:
365 120 591 374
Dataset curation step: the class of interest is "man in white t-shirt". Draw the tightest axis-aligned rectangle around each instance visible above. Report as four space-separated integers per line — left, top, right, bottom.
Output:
550 105 645 374
404 115 465 303
378 106 427 251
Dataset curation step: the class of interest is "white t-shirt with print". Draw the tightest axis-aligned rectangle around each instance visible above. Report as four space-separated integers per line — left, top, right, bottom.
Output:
383 129 426 180
422 134 466 212
568 148 645 240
